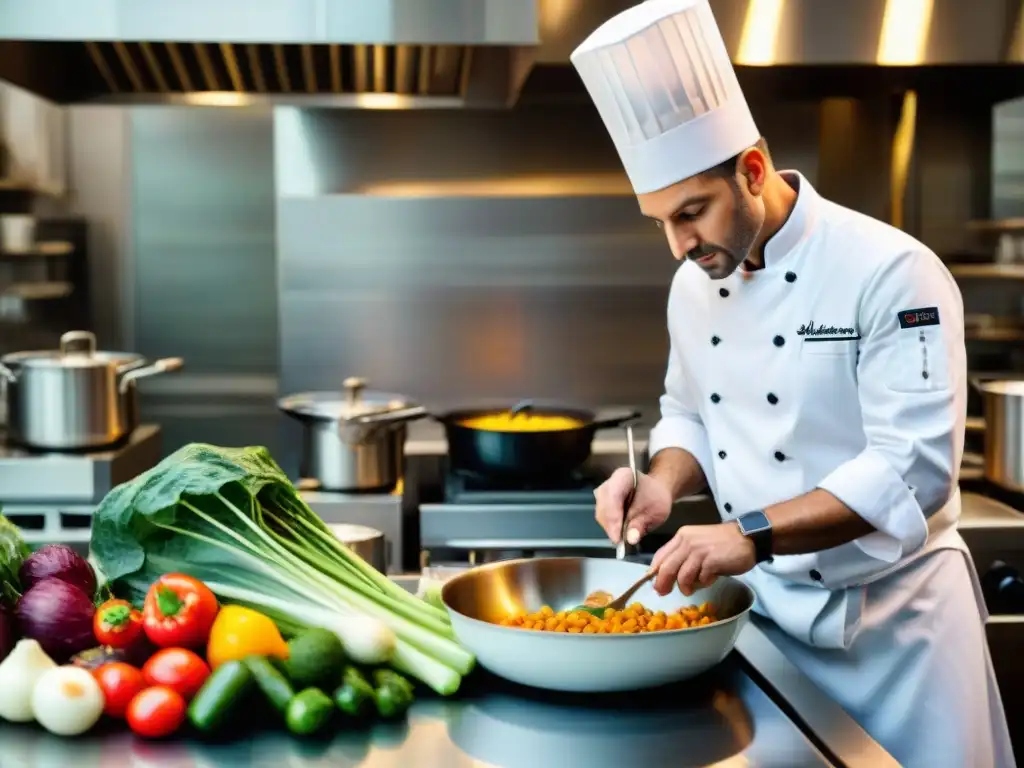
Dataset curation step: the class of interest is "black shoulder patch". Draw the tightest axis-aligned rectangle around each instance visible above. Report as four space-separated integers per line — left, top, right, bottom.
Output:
897 307 940 329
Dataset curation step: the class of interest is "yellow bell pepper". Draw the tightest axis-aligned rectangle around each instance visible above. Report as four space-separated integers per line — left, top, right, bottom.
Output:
206 605 290 670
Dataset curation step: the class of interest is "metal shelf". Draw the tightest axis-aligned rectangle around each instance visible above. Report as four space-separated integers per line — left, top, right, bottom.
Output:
0 241 73 258
949 263 1024 279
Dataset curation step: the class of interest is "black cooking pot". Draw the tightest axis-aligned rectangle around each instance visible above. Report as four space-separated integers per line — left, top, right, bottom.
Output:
434 401 641 480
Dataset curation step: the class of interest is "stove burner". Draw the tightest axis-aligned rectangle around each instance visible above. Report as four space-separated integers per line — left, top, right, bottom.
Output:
444 466 601 505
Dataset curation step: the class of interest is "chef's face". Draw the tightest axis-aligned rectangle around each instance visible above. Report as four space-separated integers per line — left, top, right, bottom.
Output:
637 153 766 280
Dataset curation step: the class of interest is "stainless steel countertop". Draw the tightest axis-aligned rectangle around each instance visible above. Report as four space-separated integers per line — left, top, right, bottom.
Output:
0 580 895 768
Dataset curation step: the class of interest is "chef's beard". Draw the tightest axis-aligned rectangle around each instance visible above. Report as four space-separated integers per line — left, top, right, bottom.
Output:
686 189 763 280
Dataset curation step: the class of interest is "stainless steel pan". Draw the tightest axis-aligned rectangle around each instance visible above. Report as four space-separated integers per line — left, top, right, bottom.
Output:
441 557 754 693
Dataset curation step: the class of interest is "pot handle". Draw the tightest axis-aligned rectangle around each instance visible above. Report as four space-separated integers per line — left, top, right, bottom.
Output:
970 377 986 393
0 362 15 384
118 357 184 394
60 330 97 356
355 405 429 426
590 409 642 430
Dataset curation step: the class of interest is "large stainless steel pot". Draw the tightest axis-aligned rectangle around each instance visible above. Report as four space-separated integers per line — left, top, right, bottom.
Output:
0 330 184 451
279 377 427 492
973 378 1024 491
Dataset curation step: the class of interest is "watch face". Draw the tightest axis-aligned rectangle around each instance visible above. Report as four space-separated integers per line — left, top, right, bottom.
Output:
739 511 771 534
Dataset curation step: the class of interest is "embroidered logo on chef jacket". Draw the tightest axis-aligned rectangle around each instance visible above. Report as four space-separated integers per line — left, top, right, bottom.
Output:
897 307 940 329
796 322 860 342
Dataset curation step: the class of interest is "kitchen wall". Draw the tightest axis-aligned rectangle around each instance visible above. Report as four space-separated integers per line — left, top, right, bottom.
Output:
275 98 820 419
65 106 280 456
57 85 1002 469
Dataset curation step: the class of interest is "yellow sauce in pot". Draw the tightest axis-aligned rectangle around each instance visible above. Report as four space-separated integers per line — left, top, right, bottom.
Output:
458 412 584 432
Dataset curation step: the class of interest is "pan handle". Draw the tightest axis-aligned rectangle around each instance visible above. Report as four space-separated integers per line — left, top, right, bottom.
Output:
590 409 642 430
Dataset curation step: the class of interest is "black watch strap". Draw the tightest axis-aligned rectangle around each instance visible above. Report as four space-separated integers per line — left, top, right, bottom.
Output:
737 510 774 564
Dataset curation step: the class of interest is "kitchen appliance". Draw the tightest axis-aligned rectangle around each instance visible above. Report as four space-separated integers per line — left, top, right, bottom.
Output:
973 378 1024 491
0 330 183 451
0 424 162 552
419 461 610 561
327 523 386 573
280 377 427 492
434 401 639 481
441 557 754 692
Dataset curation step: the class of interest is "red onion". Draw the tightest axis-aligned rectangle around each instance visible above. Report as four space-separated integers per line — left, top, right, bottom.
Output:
15 578 97 662
0 604 13 662
19 544 96 598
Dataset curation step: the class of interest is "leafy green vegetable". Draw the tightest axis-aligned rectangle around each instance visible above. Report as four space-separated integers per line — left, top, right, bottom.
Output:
0 512 30 607
89 444 472 695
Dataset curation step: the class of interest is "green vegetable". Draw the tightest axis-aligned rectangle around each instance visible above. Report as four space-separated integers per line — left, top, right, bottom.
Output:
333 665 375 718
0 513 29 606
89 444 472 695
286 688 334 735
245 655 295 714
285 628 346 689
373 669 414 719
188 660 253 733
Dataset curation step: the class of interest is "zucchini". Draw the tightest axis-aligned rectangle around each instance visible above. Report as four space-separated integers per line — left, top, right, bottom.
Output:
188 660 253 733
245 655 295 715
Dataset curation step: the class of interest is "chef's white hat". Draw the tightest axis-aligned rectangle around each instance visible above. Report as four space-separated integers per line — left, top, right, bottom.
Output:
571 0 760 194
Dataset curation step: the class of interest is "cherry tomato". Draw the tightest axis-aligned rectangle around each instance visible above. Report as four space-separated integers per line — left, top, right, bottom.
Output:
94 599 145 649
126 686 187 739
142 574 219 649
93 662 147 718
142 647 211 701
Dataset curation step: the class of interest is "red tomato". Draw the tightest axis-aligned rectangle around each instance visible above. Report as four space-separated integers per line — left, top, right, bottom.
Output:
93 662 147 719
142 574 219 649
94 599 145 649
142 648 211 701
126 686 186 739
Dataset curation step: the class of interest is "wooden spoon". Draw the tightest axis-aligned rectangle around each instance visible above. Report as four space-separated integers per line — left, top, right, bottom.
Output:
576 567 657 616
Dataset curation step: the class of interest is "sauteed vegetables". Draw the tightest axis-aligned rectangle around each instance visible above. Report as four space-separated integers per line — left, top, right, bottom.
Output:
497 602 719 634
457 413 583 432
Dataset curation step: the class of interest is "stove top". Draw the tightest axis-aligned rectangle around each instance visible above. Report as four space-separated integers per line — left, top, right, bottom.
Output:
444 467 601 506
0 424 163 504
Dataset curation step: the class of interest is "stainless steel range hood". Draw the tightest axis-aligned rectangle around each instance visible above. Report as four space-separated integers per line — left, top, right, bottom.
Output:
0 0 539 108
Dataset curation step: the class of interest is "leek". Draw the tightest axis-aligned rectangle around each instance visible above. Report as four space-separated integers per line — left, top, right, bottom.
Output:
89 443 472 695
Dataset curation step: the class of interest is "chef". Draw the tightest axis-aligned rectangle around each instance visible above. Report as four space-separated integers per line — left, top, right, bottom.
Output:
576 1 1014 765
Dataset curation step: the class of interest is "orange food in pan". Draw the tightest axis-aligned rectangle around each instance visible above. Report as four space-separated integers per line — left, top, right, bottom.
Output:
496 602 719 634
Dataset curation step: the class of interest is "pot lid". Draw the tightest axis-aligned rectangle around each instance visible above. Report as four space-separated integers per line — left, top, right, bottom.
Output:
279 377 416 422
976 380 1024 396
0 331 144 370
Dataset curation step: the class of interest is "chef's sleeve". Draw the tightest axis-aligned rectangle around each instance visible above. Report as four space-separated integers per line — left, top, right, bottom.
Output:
647 323 715 487
815 247 966 562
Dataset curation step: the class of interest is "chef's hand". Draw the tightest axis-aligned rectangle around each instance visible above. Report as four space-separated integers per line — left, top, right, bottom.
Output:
594 468 673 545
650 523 756 597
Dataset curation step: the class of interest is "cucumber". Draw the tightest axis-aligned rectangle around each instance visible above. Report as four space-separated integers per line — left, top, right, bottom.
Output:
245 655 295 715
188 660 254 733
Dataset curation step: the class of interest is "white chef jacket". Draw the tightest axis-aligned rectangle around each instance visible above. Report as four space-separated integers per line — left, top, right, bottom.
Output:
647 170 969 649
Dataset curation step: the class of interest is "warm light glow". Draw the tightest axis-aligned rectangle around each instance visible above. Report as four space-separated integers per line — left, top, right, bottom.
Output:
736 0 785 65
181 91 254 107
1012 5 1024 62
351 173 632 198
540 0 582 37
877 0 935 65
890 90 918 230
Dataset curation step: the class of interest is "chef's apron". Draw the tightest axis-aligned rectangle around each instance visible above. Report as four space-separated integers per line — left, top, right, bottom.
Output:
746 544 1015 768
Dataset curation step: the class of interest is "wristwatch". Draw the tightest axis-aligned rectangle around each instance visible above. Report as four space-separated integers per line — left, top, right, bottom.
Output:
736 510 774 564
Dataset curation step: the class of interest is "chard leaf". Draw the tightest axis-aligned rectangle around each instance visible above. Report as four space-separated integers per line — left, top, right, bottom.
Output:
90 443 294 585
0 510 29 603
